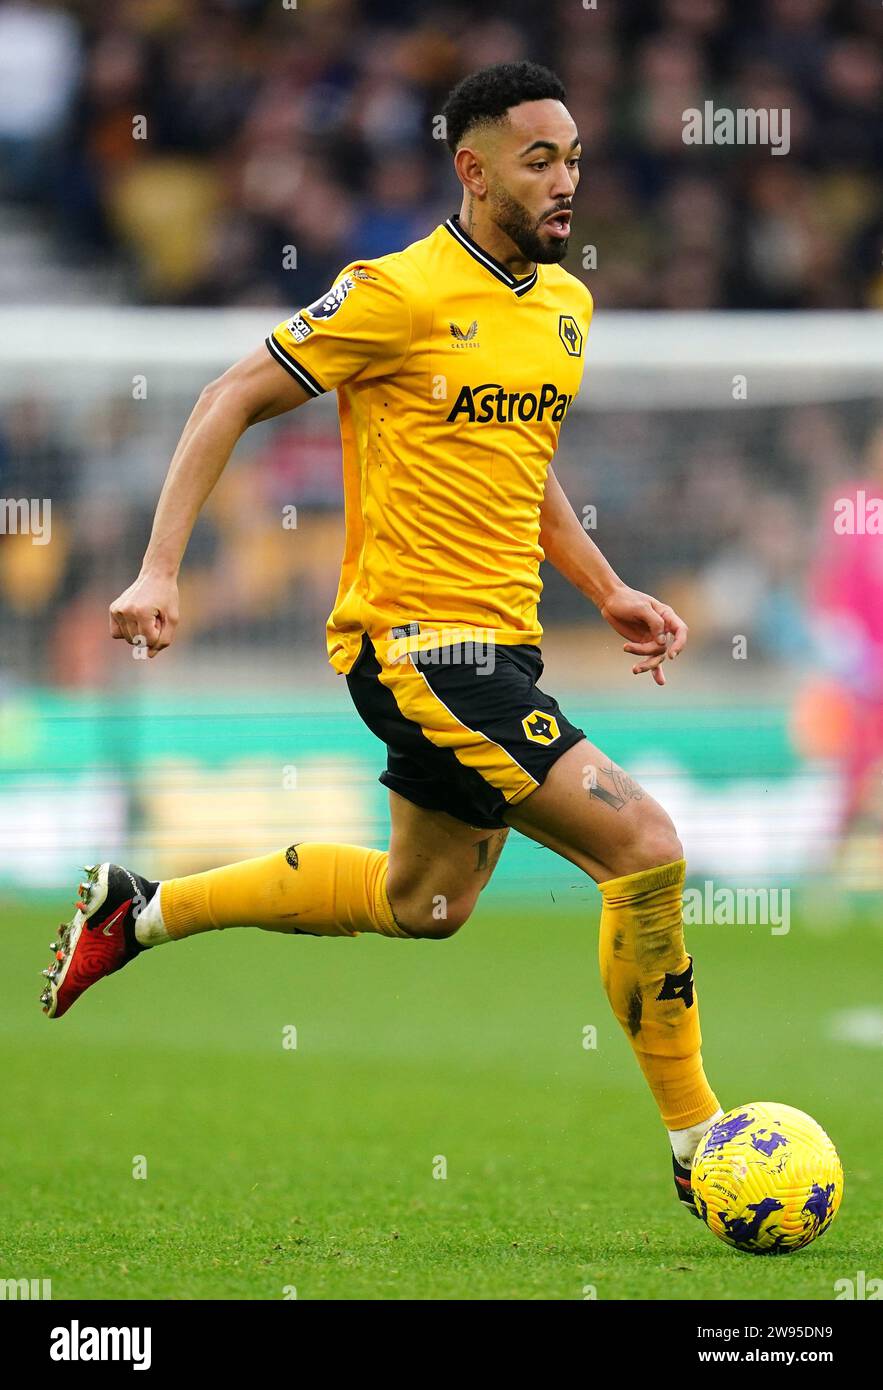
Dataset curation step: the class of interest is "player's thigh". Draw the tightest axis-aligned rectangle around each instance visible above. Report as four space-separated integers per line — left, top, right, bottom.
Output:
386 789 508 936
504 738 681 883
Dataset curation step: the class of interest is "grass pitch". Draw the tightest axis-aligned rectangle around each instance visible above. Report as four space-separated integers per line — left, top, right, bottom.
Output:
2 882 879 1300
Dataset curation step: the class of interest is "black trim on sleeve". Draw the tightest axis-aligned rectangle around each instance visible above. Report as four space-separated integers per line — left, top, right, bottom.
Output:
265 334 326 396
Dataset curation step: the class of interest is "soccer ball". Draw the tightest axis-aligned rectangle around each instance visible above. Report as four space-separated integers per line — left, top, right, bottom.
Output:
692 1102 843 1254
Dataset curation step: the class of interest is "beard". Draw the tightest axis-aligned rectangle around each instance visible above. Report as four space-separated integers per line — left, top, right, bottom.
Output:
487 182 570 265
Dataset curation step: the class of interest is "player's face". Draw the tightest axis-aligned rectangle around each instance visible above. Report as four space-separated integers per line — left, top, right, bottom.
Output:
487 100 581 265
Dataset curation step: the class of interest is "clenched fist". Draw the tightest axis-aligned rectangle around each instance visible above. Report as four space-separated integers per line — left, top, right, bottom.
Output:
109 572 179 659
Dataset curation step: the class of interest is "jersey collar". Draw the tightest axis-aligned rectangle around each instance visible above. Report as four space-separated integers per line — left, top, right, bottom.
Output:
444 215 539 298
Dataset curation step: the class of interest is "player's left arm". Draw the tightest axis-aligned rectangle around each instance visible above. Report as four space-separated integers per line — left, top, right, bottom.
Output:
539 466 687 686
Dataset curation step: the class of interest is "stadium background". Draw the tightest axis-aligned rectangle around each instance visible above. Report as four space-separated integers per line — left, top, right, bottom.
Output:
1 0 881 1301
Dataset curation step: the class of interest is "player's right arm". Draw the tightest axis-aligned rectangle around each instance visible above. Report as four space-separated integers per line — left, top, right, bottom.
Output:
109 346 312 658
111 260 409 658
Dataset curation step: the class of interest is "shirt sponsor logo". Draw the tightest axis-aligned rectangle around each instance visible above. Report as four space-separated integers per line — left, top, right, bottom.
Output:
302 276 355 322
285 313 314 343
446 382 573 424
449 320 479 348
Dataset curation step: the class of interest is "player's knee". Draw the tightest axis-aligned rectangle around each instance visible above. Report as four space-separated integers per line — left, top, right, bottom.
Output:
633 805 683 871
393 891 475 939
602 802 683 878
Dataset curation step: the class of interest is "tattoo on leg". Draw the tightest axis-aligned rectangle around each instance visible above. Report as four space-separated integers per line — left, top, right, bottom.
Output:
473 830 507 875
589 761 645 812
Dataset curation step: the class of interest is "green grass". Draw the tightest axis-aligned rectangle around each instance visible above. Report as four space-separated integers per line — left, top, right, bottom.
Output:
1 886 879 1300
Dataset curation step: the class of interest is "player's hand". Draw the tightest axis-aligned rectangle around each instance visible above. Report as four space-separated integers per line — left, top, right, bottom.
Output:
109 571 179 660
598 584 687 687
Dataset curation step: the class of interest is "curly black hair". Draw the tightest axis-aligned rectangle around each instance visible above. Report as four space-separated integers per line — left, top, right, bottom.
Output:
442 61 567 153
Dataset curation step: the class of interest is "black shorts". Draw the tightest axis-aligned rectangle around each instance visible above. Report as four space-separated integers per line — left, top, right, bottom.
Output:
346 634 585 830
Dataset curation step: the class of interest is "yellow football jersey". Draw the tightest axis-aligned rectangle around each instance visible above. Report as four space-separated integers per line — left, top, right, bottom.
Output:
266 215 593 675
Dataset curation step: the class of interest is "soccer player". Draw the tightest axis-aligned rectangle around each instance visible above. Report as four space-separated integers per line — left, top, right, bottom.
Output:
40 63 722 1212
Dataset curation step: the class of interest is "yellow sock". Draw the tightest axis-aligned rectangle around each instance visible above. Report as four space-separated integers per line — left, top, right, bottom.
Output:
598 858 719 1129
160 844 411 940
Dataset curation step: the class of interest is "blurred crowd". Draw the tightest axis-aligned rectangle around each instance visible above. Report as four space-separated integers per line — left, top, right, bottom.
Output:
0 381 879 690
0 0 880 309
